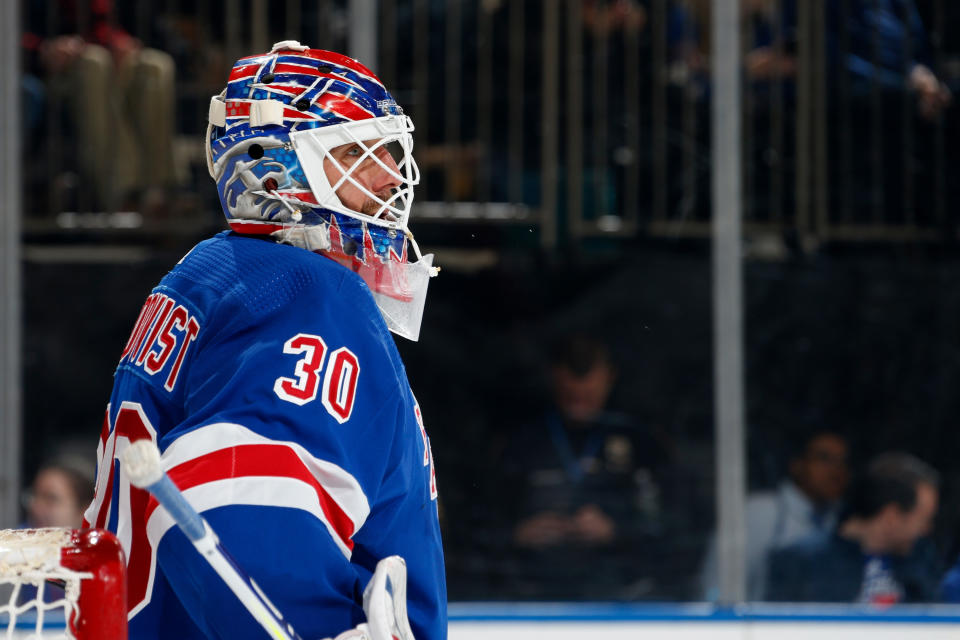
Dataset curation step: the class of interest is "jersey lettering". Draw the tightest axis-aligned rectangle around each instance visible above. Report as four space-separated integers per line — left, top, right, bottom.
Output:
83 402 159 618
136 298 174 366
414 403 429 465
164 315 200 391
120 293 161 362
274 333 328 405
120 293 201 393
413 398 438 501
275 335 361 424
322 348 360 424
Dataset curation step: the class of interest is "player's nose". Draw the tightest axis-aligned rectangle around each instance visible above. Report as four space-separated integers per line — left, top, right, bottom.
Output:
370 147 402 192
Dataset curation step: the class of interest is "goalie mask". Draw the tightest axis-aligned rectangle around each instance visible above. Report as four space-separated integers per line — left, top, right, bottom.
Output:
205 40 436 341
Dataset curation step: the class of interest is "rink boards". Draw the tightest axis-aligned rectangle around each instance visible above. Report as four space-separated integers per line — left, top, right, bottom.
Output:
447 602 960 640
6 602 960 638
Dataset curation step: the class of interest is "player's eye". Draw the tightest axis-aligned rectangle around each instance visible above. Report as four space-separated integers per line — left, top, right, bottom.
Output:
345 145 364 158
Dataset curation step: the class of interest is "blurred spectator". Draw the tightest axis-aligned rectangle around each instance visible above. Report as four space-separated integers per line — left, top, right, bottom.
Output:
767 452 941 603
22 458 95 529
9 458 96 606
743 0 797 83
582 0 703 69
744 0 952 119
496 333 673 598
832 0 952 120
700 430 850 601
23 0 177 212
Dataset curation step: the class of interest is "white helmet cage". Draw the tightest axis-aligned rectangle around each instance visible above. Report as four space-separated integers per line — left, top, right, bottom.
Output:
289 114 421 232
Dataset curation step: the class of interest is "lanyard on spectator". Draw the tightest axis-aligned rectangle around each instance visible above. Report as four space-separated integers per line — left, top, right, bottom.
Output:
546 413 604 484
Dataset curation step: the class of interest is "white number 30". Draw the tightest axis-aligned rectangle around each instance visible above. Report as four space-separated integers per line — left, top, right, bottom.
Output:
273 332 360 424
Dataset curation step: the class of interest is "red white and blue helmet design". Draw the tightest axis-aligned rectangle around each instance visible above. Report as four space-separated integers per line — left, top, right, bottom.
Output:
205 41 435 340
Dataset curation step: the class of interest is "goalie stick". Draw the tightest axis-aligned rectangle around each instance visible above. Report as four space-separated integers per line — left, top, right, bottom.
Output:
122 439 303 640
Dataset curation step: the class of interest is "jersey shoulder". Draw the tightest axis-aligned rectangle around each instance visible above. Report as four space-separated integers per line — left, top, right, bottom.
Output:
163 231 368 319
111 232 394 404
162 232 406 403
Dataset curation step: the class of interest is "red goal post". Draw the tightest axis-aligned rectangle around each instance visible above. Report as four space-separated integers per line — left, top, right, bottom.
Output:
0 528 127 639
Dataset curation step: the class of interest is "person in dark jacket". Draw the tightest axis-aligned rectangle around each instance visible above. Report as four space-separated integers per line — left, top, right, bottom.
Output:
766 452 941 604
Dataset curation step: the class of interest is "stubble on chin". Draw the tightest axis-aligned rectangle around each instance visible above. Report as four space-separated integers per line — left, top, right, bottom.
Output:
360 190 394 217
360 199 382 216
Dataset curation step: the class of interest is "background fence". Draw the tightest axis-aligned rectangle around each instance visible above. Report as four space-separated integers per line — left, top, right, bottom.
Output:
6 0 960 609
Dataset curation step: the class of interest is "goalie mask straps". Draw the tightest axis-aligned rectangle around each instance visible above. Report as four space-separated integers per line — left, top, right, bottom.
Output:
405 230 439 277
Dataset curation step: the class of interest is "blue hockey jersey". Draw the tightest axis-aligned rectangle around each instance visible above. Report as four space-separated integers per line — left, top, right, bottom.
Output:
83 231 446 640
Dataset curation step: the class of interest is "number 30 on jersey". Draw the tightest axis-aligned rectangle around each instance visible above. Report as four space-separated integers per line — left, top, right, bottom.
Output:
272 331 436 501
273 333 360 424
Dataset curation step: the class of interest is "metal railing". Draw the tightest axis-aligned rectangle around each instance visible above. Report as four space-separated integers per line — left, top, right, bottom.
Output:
377 0 956 248
19 0 958 246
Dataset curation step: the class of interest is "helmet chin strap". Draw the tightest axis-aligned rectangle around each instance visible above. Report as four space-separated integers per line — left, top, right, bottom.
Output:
405 230 440 277
261 187 308 222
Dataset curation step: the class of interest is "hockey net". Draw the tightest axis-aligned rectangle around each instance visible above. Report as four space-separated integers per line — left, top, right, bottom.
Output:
0 528 127 639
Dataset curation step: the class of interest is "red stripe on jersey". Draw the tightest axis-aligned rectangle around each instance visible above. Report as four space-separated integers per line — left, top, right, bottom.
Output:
316 92 375 121
146 444 356 550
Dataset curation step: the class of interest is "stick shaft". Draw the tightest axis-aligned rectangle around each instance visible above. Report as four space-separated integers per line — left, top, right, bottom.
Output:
142 474 301 640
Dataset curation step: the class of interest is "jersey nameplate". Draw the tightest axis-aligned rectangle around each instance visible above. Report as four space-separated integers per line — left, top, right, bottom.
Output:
120 292 201 392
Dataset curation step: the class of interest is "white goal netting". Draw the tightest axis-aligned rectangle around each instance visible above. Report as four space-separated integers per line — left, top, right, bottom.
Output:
0 529 92 640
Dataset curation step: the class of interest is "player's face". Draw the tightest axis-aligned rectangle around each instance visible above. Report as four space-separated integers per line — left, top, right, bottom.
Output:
324 140 402 217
